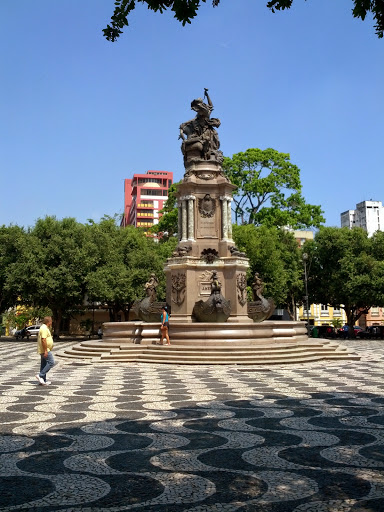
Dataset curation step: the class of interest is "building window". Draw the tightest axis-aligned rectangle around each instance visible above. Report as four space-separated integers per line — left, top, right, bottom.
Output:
137 210 154 217
333 307 341 316
137 202 154 208
371 307 380 316
141 189 166 196
320 304 329 316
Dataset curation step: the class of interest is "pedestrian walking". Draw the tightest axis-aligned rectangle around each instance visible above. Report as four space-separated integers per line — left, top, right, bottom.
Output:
35 316 55 386
160 306 170 346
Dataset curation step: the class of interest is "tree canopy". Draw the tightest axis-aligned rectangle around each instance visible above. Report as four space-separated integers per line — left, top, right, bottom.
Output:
5 217 98 335
86 217 176 321
151 182 179 238
1 216 177 332
304 227 384 332
103 0 384 41
232 224 304 319
223 148 324 229
0 225 25 313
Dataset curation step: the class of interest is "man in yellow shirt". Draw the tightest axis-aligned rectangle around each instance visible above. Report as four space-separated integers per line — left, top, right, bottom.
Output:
35 316 55 386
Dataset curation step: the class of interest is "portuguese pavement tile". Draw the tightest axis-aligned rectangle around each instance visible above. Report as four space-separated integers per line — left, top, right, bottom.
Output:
0 338 383 511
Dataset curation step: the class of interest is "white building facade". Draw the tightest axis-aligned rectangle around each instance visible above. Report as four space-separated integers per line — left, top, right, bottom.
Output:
340 200 384 237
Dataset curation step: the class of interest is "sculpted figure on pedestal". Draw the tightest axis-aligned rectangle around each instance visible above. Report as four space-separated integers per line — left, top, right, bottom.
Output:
145 273 159 303
248 272 275 323
192 270 231 322
179 88 223 166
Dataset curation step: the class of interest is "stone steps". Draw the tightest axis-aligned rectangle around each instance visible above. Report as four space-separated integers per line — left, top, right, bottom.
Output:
58 339 359 365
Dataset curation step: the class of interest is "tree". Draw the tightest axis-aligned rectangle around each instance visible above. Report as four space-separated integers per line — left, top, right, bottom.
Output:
151 182 179 238
223 148 324 228
232 224 303 318
304 227 384 335
87 218 176 321
0 225 26 313
103 1 384 41
5 217 97 335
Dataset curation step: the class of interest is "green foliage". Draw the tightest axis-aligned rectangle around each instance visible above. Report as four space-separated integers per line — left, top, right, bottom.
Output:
151 182 179 238
4 216 98 334
268 0 384 38
1 215 177 328
103 0 384 41
304 227 384 328
331 318 343 329
4 306 52 330
103 0 221 41
223 148 324 229
86 218 176 320
233 224 303 317
0 225 26 312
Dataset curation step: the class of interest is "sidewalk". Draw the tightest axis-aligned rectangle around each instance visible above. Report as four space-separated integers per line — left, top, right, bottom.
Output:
0 339 383 511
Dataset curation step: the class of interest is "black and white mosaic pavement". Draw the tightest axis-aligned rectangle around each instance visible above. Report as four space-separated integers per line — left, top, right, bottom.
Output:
1 338 384 511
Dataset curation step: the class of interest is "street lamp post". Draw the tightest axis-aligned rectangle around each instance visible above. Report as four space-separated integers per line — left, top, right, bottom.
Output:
302 252 310 336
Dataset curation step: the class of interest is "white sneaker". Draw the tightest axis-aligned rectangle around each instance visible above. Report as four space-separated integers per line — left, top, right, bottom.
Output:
45 381 52 385
35 374 45 385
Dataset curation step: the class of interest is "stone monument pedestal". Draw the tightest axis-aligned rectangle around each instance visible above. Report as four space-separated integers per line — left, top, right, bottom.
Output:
167 159 252 323
57 90 360 365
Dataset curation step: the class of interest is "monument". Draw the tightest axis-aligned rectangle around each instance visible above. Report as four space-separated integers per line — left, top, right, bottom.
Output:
59 91 359 364
165 89 251 323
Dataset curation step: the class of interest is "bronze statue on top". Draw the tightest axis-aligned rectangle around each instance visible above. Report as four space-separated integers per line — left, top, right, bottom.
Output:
179 88 223 166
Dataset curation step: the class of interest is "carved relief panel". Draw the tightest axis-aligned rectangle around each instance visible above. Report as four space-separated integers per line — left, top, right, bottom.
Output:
236 273 247 306
171 273 187 305
198 194 218 238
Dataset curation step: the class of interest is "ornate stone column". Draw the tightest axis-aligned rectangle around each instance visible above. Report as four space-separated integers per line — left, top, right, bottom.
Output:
227 198 233 241
181 197 188 242
220 196 228 240
187 195 195 241
177 201 182 241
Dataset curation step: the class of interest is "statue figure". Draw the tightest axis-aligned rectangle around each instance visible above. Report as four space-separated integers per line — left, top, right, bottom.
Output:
193 270 231 322
145 273 159 303
172 245 191 257
229 246 247 258
248 272 275 323
210 270 222 295
132 274 167 323
179 88 223 166
252 272 264 300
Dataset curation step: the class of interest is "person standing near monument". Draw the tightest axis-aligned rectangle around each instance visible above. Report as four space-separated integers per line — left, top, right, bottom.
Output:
35 316 55 385
160 307 170 346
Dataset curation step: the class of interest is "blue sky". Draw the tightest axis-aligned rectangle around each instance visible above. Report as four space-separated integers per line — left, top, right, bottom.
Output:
1 0 383 228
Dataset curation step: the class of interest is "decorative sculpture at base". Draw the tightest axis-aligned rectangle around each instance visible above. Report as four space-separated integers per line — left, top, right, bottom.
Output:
133 274 167 322
247 272 275 323
192 271 231 322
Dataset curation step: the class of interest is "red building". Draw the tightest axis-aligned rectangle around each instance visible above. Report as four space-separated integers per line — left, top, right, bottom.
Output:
121 170 173 232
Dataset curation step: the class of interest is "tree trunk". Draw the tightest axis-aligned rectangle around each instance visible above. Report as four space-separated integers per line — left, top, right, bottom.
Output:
51 308 62 339
123 304 132 321
285 296 296 321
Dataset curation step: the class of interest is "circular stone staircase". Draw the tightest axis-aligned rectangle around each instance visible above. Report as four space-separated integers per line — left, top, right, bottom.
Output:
58 321 360 365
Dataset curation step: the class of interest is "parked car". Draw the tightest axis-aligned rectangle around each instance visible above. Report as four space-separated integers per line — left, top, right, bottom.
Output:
337 325 364 338
356 326 384 339
25 325 41 337
310 325 336 338
14 328 31 340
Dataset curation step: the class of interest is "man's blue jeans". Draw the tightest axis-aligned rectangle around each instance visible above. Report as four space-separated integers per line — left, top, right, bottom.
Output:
39 352 55 381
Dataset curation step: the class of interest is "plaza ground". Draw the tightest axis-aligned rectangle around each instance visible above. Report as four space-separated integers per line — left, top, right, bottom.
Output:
0 338 383 511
